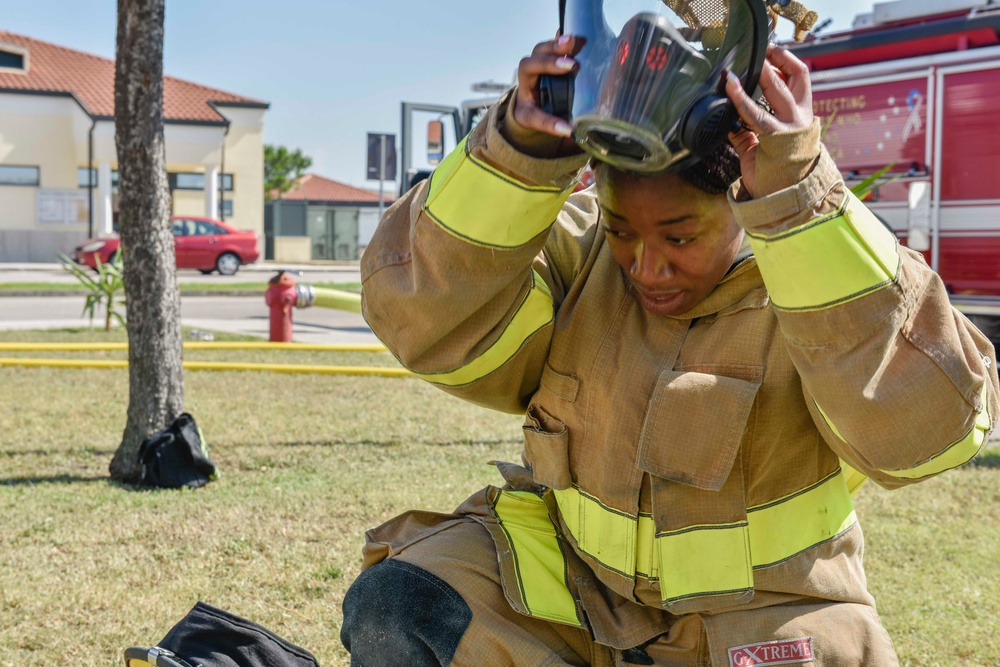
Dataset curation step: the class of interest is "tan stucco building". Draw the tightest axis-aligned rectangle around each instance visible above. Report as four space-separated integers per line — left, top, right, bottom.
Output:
0 30 268 261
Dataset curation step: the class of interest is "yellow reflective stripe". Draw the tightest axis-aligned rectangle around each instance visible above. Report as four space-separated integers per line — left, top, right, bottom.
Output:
658 522 752 603
553 473 856 604
840 459 868 497
883 382 992 479
747 191 900 311
815 382 991 481
553 486 636 577
415 271 553 387
747 470 857 568
424 137 570 248
812 401 870 495
636 514 657 579
492 490 582 626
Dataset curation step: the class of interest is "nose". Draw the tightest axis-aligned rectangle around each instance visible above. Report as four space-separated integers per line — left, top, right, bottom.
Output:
630 239 671 283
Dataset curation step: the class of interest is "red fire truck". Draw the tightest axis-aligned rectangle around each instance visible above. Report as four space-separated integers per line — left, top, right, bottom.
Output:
788 0 1000 342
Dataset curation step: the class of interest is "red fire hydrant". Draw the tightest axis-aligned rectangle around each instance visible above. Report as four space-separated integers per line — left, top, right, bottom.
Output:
264 270 298 342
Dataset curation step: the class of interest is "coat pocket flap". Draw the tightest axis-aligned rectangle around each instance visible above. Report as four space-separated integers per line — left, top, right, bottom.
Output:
523 404 573 490
638 369 762 491
540 362 580 403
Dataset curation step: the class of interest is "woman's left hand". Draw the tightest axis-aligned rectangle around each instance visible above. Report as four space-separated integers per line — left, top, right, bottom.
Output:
725 43 814 197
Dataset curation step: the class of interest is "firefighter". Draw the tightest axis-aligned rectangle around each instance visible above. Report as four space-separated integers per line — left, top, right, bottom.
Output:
341 1 999 664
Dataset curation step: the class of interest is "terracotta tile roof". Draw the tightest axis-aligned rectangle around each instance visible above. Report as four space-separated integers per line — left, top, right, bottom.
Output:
0 31 267 122
275 174 395 205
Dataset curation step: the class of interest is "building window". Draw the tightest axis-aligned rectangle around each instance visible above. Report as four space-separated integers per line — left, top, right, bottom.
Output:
220 200 234 217
169 172 234 191
0 49 25 72
77 168 119 190
0 165 40 186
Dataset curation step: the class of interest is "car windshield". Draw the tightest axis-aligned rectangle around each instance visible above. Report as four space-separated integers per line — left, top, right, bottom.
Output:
172 219 224 236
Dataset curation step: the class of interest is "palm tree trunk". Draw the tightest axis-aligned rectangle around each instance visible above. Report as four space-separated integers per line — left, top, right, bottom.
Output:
108 0 185 482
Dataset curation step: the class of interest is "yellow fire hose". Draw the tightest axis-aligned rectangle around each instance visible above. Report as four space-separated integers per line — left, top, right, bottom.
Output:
0 357 411 377
0 339 403 376
308 287 362 314
0 342 386 352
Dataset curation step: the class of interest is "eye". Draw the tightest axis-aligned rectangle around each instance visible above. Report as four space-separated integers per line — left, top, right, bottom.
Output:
667 236 695 246
603 225 633 241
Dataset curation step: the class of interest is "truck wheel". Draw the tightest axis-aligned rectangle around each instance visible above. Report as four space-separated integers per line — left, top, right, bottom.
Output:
215 252 240 276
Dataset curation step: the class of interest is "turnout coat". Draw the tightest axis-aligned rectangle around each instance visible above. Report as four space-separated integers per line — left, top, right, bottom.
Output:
359 91 998 651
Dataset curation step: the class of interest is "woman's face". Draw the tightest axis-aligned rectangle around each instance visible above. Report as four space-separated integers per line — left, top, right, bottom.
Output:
596 167 743 317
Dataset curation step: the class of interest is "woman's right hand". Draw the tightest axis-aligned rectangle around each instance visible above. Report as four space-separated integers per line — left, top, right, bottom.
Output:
513 35 581 149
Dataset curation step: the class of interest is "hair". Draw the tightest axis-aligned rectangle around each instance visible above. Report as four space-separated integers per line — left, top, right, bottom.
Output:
677 141 742 195
592 141 742 196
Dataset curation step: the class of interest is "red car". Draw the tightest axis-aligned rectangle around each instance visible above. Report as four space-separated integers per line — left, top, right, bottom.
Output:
74 216 260 276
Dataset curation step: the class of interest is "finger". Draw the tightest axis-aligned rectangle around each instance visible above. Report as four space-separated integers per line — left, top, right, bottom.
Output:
757 62 798 121
514 100 573 138
532 34 578 58
725 71 781 135
765 43 811 104
728 127 759 160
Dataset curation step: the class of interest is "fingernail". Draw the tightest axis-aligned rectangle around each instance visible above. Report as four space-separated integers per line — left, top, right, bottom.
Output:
727 70 740 85
558 34 571 46
556 57 575 70
554 121 572 137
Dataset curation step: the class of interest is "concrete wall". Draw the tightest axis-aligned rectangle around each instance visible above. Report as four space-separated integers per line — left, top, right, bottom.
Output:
0 228 88 261
0 93 88 245
218 106 266 236
274 236 311 263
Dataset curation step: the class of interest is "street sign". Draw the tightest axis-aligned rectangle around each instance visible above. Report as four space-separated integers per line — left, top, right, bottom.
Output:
366 133 397 181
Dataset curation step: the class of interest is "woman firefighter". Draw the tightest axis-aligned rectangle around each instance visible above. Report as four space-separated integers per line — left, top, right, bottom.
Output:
340 0 999 664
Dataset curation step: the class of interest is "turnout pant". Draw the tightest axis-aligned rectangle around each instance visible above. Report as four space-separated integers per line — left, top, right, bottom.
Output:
340 513 898 667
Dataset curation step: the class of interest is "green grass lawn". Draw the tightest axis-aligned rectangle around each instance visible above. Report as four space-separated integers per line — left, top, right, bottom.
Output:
1 329 998 666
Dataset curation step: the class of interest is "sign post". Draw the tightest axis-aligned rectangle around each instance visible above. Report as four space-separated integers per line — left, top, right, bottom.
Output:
367 132 397 220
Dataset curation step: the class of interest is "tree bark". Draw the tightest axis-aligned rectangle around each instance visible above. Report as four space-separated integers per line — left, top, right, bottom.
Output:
108 0 184 482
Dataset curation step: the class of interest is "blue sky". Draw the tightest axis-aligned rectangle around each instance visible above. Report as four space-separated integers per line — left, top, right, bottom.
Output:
4 0 875 189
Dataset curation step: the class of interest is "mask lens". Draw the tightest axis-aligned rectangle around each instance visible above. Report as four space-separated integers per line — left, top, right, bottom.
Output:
564 0 767 172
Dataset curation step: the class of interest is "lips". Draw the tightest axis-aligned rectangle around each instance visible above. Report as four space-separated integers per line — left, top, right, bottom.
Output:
635 286 685 314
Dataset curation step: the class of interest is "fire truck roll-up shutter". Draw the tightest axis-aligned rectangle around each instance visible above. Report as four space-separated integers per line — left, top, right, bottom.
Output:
814 382 992 481
422 136 573 249
746 190 901 311
490 471 857 617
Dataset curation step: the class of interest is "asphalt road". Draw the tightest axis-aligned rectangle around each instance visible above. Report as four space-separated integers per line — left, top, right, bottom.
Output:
0 262 377 345
0 294 379 345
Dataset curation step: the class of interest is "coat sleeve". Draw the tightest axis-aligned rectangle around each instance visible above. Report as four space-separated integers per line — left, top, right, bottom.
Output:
360 92 592 414
731 122 999 490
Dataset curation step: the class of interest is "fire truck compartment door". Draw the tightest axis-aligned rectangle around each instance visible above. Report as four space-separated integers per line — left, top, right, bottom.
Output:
907 181 931 251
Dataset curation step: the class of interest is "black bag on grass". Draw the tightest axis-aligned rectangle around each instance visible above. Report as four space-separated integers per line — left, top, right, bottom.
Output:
137 413 218 489
124 601 320 667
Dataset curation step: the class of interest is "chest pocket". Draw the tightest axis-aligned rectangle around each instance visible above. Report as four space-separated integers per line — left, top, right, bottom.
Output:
637 367 763 491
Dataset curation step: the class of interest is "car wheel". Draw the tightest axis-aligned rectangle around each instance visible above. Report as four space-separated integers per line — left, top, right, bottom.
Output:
215 252 240 276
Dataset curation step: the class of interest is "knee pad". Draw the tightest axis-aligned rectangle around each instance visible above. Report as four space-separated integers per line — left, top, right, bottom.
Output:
341 559 472 667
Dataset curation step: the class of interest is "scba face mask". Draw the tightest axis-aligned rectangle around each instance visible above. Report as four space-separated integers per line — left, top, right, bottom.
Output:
544 0 771 173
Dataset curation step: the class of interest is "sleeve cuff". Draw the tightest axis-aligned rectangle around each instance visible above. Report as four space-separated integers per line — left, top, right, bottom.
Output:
728 145 845 235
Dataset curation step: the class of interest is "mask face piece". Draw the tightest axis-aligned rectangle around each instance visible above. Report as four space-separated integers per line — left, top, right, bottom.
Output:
564 0 770 173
